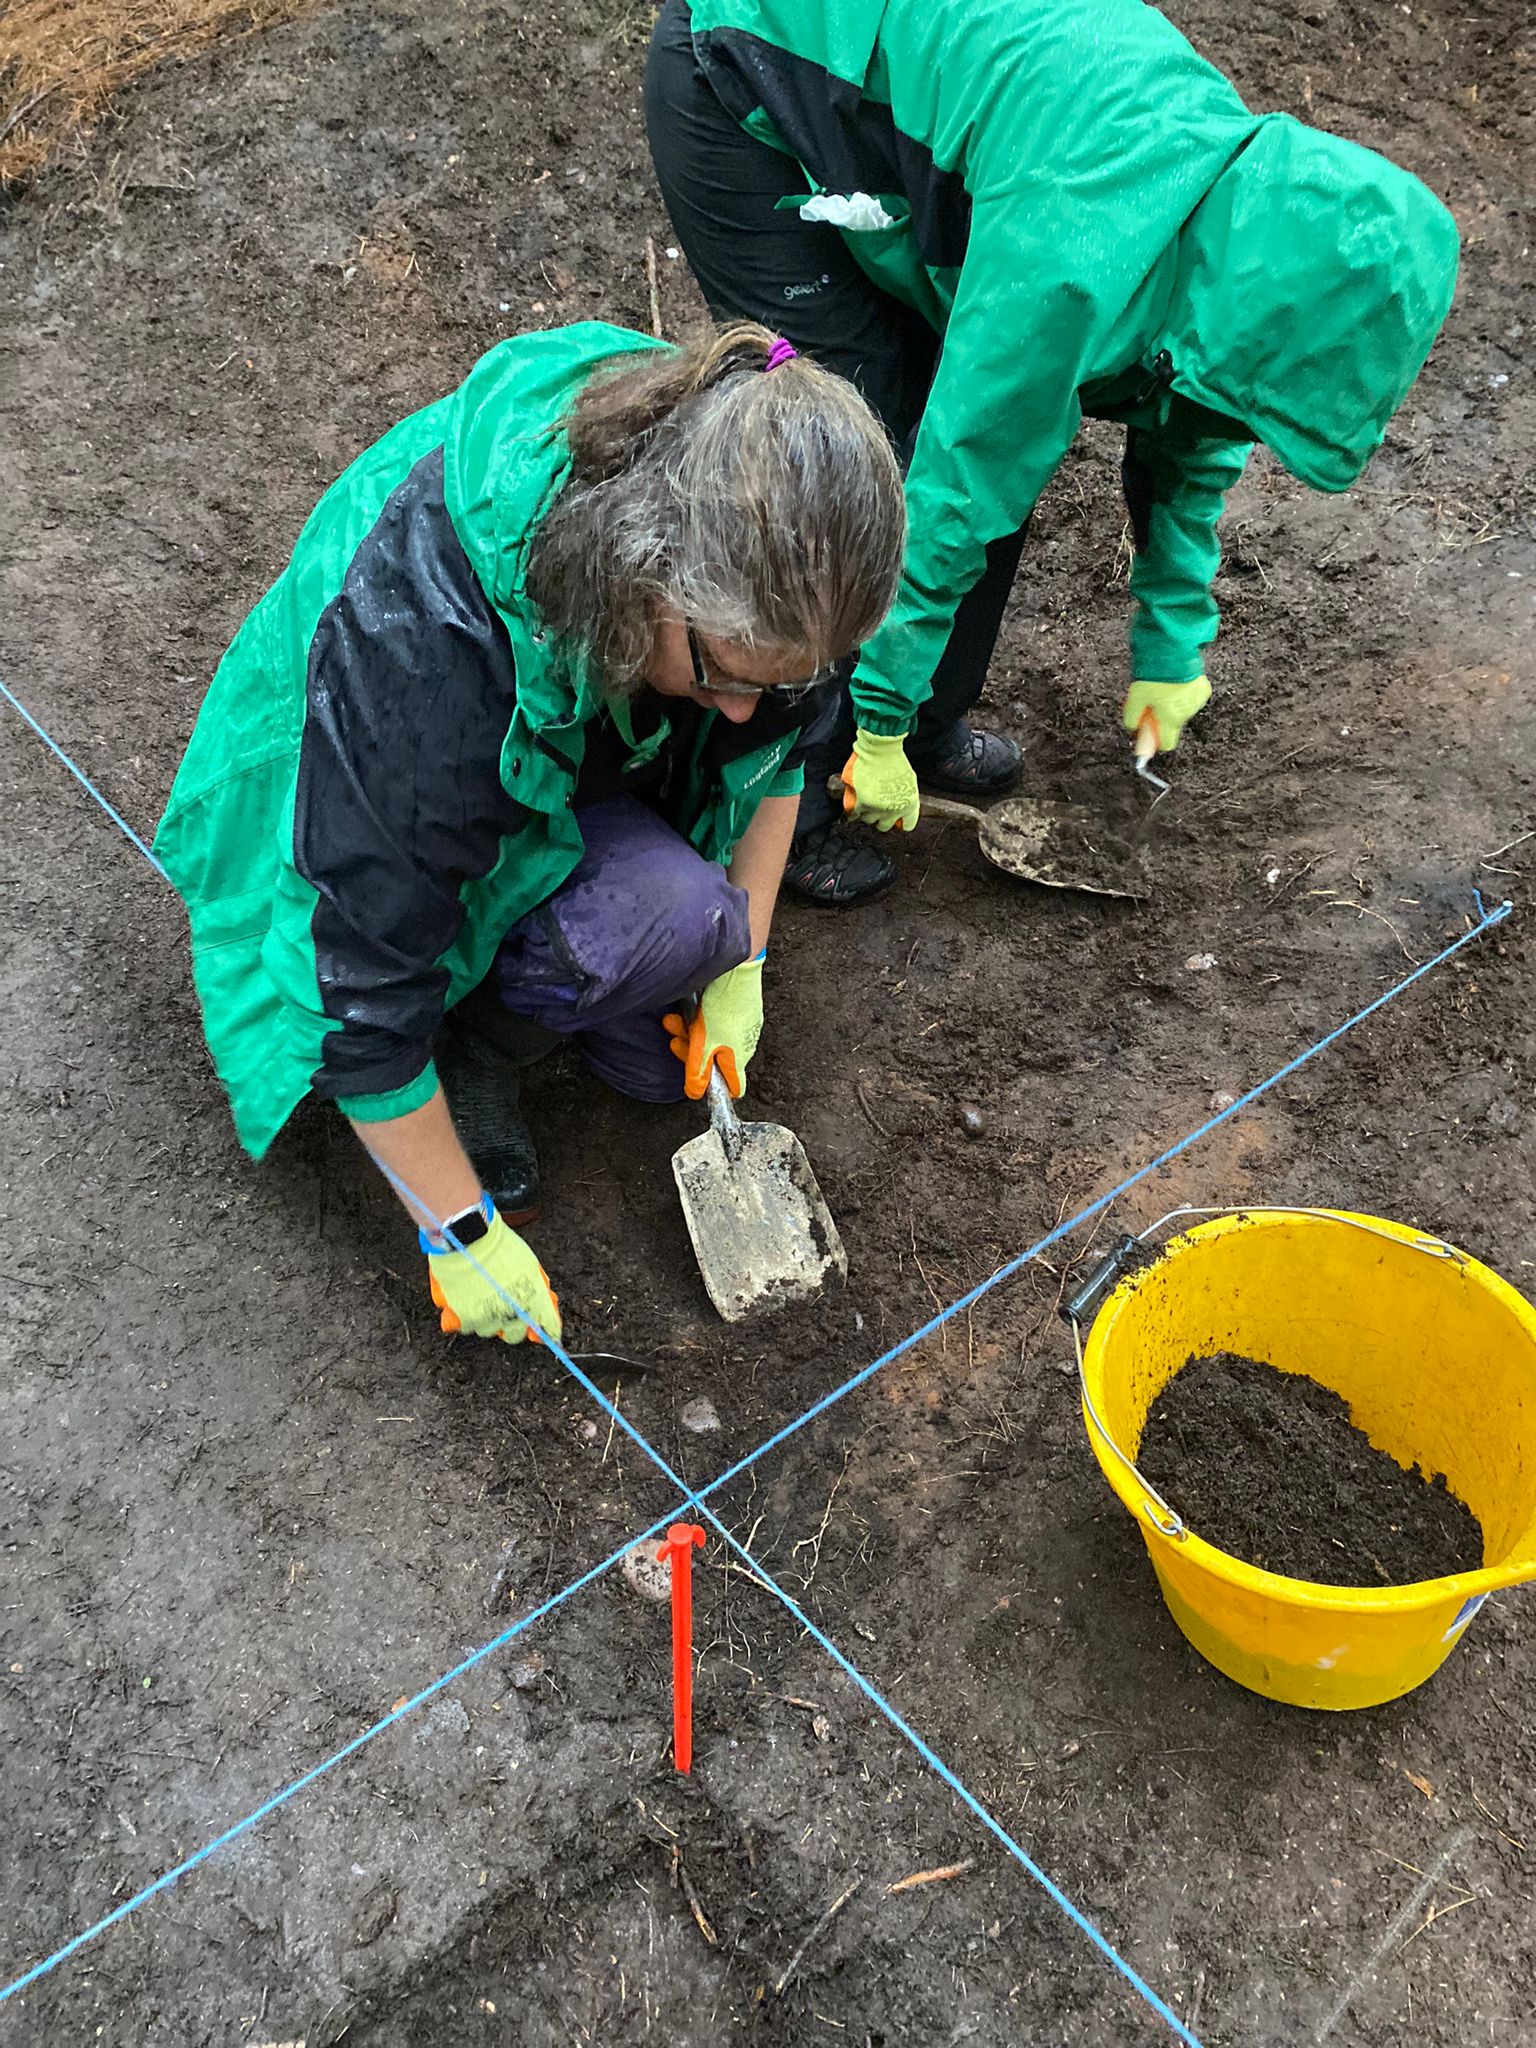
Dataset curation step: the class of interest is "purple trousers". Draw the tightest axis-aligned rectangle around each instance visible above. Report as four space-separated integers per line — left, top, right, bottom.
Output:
491 797 752 1102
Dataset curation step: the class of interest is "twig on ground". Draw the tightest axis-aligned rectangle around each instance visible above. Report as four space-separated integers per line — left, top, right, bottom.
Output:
1400 1888 1479 1950
671 1843 719 1945
644 235 663 339
770 1875 864 1996
791 1445 854 1587
883 1857 974 1896
1470 1785 1526 1851
854 1078 890 1137
633 1794 678 1840
909 1214 948 1354
1315 892 1419 964
1480 828 1534 874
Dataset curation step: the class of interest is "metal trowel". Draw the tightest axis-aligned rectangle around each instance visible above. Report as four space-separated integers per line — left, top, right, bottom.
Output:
921 790 1150 897
829 777 1149 898
671 1067 848 1322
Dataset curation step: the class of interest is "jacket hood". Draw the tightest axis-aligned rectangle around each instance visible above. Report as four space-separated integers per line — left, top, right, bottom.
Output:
1162 116 1460 491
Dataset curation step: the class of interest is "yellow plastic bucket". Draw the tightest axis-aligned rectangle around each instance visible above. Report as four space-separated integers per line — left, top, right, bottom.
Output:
1079 1209 1536 1709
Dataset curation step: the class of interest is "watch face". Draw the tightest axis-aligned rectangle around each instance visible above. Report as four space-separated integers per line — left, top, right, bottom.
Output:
444 1201 491 1248
419 1197 492 1258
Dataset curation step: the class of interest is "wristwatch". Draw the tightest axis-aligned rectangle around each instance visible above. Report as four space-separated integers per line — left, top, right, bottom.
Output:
419 1191 495 1255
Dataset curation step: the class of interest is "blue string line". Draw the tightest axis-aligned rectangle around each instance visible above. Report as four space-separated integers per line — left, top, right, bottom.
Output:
0 678 171 882
0 1504 687 2009
706 1523 1206 2045
395 1197 1205 2043
549 1343 1205 2040
3 679 1214 2040
2 674 1512 2042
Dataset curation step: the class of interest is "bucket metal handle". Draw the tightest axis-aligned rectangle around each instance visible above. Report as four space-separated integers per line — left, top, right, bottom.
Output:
1068 1311 1188 1540
1059 1207 1463 1547
1136 1205 1460 1263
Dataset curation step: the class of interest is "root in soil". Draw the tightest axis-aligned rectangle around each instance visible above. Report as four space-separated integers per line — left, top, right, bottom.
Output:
0 0 312 184
1136 1351 1485 1586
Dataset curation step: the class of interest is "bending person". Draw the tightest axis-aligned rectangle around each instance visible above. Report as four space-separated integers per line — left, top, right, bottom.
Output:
646 0 1459 904
156 322 905 1346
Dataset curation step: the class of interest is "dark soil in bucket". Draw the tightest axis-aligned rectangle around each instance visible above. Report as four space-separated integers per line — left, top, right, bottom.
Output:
1137 1353 1485 1586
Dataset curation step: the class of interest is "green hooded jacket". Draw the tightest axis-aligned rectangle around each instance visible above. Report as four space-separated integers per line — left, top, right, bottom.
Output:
155 323 808 1159
685 0 1460 731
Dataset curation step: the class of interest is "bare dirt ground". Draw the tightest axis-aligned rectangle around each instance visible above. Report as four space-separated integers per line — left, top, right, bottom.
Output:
2 2 1534 2043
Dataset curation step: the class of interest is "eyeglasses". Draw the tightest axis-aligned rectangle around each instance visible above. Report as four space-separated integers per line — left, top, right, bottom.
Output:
687 626 834 708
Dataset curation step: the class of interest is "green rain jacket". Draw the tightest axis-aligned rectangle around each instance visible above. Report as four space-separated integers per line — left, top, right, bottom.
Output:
685 0 1461 732
155 324 809 1159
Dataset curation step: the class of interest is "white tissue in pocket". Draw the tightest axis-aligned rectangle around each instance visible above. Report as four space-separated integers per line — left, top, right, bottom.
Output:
799 192 898 232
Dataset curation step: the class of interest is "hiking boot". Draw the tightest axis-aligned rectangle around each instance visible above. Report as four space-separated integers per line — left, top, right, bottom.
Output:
783 821 897 907
436 1012 553 1225
911 720 1022 799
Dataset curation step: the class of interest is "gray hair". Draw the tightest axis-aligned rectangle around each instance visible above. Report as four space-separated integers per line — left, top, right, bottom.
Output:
525 322 906 693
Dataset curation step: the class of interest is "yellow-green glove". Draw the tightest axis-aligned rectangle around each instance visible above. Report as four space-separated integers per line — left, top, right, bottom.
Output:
1122 677 1211 757
663 953 765 1101
425 1201 562 1345
840 728 920 832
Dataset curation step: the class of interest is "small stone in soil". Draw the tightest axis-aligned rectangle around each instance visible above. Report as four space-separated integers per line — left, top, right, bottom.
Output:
622 1541 673 1603
680 1396 720 1434
413 1697 472 1744
506 1650 545 1691
1136 1351 1483 1586
957 1101 986 1137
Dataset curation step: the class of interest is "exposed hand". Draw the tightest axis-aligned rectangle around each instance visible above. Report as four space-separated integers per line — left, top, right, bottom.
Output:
426 1208 561 1344
1122 677 1211 757
663 955 765 1101
840 728 920 832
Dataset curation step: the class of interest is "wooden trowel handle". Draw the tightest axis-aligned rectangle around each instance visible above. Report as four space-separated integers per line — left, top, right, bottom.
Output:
824 776 987 826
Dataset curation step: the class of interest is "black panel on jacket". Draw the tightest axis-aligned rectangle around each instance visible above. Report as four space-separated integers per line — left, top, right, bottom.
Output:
693 27 973 271
294 444 532 1102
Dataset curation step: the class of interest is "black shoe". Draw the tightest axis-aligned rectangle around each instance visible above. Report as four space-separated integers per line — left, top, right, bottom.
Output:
436 1019 544 1225
912 720 1022 799
783 821 897 907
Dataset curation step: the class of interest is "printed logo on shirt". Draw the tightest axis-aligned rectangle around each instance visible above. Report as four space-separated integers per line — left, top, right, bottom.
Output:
742 755 782 790
783 275 832 301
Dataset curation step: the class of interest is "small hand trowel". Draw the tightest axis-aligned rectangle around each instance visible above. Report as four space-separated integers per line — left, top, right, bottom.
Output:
671 1067 848 1322
829 777 1150 898
920 790 1151 898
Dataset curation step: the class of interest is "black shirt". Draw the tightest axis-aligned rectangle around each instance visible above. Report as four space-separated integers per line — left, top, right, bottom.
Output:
573 683 839 827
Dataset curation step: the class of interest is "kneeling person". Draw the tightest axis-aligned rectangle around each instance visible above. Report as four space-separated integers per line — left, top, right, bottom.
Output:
156 323 905 1346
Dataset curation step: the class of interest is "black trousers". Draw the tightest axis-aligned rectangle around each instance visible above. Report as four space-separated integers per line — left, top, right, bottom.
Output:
644 0 1030 833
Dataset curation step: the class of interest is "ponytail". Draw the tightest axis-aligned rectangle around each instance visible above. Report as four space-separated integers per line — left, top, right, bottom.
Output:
527 321 905 692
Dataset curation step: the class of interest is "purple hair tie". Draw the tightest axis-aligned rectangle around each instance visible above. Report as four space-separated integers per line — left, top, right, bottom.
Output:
765 336 799 371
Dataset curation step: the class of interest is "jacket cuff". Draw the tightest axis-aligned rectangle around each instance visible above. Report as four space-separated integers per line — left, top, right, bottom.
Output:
849 706 915 740
336 1058 441 1125
1126 630 1210 686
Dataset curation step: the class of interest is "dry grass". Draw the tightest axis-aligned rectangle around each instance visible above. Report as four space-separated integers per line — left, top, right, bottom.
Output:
0 0 312 185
